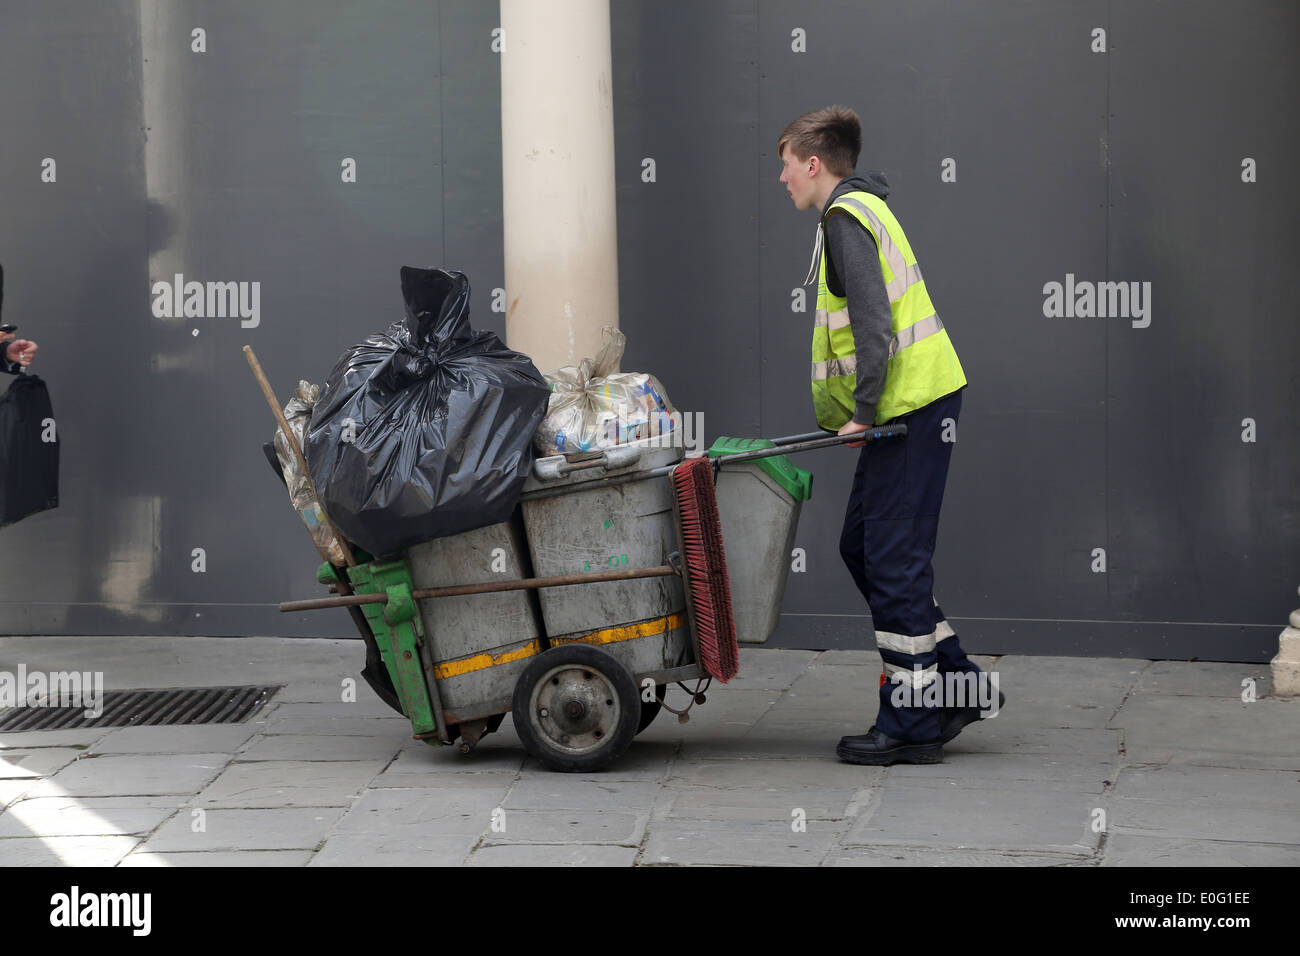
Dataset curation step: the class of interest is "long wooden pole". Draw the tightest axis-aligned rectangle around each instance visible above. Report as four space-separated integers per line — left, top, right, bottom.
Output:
245 346 380 651
279 563 679 613
243 345 356 568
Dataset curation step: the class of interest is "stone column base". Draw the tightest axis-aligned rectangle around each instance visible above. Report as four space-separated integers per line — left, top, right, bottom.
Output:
1269 606 1300 697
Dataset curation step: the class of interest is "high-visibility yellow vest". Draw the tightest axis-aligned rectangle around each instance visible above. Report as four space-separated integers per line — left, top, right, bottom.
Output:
811 191 967 428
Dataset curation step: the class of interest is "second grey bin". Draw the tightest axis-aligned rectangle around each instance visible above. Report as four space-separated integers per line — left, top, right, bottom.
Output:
708 437 813 644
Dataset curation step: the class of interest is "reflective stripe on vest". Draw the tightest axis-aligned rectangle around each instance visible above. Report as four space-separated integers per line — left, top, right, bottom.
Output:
832 195 927 301
809 190 967 429
889 313 945 359
813 306 852 331
811 355 856 380
812 310 945 369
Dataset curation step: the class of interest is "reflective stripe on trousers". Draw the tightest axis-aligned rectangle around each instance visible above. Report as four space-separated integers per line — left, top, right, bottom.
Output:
876 629 938 656
839 390 963 741
882 660 939 688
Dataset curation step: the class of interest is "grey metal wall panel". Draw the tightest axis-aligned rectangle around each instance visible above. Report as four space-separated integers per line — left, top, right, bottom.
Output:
144 0 446 638
611 0 762 439
1102 0 1300 659
756 1 1114 651
0 1 457 637
439 0 507 341
0 1 1294 663
0 0 150 634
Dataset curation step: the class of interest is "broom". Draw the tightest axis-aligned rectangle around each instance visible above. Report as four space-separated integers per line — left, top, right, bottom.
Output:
671 455 739 682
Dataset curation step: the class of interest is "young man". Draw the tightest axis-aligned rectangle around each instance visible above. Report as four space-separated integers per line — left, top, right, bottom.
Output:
777 105 1001 765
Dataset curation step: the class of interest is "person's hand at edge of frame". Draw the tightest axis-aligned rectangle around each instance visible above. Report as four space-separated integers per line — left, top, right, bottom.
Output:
3 337 38 367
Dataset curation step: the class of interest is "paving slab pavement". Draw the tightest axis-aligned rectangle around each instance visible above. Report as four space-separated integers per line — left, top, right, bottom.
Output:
0 636 1296 867
194 759 390 808
119 850 314 867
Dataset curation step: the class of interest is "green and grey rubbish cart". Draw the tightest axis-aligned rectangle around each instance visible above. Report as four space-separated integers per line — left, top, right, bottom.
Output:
255 348 904 772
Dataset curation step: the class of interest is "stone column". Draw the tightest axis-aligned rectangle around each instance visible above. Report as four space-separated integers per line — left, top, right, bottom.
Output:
500 0 620 374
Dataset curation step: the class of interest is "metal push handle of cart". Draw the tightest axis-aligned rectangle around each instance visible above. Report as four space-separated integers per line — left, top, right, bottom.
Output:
707 423 907 466
517 422 907 501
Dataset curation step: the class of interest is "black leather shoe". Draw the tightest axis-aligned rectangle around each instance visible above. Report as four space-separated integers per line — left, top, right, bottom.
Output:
938 691 1006 744
836 726 943 765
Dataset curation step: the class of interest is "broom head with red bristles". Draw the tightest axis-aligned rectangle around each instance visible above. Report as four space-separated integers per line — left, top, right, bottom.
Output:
671 455 739 681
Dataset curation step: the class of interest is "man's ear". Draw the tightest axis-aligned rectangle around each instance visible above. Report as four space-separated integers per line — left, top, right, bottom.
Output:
806 155 822 177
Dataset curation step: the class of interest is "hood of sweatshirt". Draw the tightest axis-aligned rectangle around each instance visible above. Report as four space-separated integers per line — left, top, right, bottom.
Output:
821 170 891 218
803 170 892 285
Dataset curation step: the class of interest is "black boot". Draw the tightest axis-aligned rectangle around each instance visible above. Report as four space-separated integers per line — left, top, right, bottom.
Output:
837 726 944 765
938 691 1006 744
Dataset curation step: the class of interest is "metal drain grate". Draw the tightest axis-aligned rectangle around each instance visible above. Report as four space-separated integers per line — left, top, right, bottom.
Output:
0 685 282 732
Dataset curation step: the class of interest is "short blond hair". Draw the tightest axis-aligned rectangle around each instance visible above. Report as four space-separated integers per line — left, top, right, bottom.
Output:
777 105 861 177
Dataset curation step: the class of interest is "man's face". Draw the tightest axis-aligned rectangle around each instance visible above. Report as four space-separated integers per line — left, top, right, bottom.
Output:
778 144 817 211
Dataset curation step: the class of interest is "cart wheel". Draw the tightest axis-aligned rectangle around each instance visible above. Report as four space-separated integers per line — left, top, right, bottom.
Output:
512 645 640 773
637 684 667 735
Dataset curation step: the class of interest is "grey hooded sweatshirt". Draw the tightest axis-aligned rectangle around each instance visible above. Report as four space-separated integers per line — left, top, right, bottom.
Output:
816 170 895 426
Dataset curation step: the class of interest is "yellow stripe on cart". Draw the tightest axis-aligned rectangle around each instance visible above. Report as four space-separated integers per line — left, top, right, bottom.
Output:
551 611 686 648
432 640 544 680
431 611 686 680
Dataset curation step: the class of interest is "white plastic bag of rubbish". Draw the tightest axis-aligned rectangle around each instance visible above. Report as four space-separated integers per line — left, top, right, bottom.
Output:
273 380 348 566
534 327 677 456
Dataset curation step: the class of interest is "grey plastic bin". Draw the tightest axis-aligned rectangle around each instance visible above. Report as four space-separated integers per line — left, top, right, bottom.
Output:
519 437 694 676
708 437 813 644
404 515 542 721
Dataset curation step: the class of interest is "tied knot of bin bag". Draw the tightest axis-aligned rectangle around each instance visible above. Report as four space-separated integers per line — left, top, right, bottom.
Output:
384 344 434 387
380 268 471 390
305 268 550 558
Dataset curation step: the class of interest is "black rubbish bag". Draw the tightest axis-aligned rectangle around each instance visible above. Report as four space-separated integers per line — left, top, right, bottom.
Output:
0 373 59 528
306 267 549 558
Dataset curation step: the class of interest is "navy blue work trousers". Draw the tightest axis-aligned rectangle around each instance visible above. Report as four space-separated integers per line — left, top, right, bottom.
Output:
838 387 980 740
